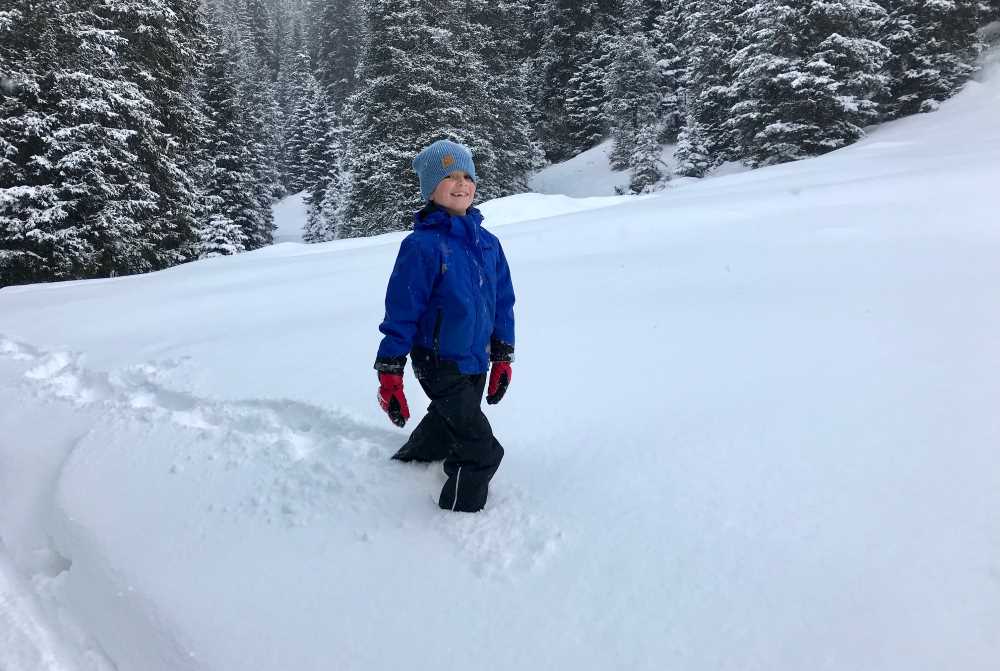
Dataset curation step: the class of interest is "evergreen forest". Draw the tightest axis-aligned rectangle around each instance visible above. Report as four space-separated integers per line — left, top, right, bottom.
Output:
1 0 996 286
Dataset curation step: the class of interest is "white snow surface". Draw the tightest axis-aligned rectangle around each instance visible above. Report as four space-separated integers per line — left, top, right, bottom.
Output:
272 191 308 243
2 58 1000 670
527 137 751 197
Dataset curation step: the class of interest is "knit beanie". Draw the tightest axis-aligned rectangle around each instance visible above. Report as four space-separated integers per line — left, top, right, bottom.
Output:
412 140 478 202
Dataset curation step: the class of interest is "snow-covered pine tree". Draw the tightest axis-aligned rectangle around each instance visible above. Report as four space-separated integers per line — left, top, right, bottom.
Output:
96 0 208 267
303 115 348 243
880 0 981 117
197 18 257 257
302 89 334 195
801 0 889 145
629 121 667 192
727 0 888 166
313 120 353 242
650 0 687 143
1 1 67 285
276 22 312 193
623 0 664 31
606 31 661 171
528 0 617 161
1 0 166 284
564 25 616 151
673 113 713 177
312 0 363 104
301 89 341 239
725 0 810 166
245 0 278 81
234 31 279 248
677 0 741 164
198 212 248 257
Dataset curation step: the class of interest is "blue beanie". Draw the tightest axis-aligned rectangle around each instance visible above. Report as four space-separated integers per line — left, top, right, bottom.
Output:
412 140 478 202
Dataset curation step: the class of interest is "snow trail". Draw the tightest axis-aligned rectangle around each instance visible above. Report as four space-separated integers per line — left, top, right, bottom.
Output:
1 333 564 669
1 333 562 562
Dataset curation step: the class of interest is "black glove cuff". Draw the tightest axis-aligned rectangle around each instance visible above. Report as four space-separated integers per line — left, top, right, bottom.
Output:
374 355 407 375
489 338 514 363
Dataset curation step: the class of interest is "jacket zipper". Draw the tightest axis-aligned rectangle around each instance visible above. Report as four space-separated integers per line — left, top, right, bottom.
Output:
432 307 443 366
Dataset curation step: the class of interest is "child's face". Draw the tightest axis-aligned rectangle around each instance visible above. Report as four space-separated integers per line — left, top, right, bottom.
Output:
431 171 476 215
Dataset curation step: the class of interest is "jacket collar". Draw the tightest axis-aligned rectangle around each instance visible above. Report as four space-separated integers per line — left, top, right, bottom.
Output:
414 202 483 244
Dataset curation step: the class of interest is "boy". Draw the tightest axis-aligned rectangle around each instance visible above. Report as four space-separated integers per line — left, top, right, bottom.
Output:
374 139 516 513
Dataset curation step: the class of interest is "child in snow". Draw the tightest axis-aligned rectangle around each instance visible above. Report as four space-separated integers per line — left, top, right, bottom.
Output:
374 139 515 513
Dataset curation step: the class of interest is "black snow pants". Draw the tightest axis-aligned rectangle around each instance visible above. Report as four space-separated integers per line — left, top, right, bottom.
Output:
392 348 504 513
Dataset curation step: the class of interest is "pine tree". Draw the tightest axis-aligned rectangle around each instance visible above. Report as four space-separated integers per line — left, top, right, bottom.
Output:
198 20 258 257
301 90 340 240
1 1 68 284
313 123 353 242
236 45 279 249
565 26 616 151
282 60 316 193
1 0 167 284
678 0 741 164
312 0 363 104
725 0 809 166
673 113 713 177
725 0 888 167
802 0 889 144
629 122 666 192
245 0 278 80
92 0 209 268
880 0 981 117
275 21 311 192
650 2 687 143
607 32 661 170
528 0 615 161
198 212 248 257
304 117 349 243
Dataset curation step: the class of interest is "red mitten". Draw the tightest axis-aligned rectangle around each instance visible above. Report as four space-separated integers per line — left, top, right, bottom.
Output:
377 373 410 427
486 361 512 405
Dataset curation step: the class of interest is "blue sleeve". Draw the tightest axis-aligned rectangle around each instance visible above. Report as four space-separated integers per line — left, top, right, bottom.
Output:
376 235 439 360
492 239 515 347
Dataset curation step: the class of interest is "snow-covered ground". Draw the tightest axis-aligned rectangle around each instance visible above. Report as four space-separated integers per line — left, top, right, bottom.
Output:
272 191 308 243
2 55 999 670
527 138 750 197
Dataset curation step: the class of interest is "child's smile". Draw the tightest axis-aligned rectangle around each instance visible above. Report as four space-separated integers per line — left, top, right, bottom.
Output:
432 171 477 215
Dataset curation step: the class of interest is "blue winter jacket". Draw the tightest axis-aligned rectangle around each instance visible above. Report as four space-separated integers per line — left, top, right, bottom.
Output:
376 204 515 375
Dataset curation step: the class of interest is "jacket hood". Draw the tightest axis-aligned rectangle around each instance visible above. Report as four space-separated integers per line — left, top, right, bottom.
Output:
414 203 484 244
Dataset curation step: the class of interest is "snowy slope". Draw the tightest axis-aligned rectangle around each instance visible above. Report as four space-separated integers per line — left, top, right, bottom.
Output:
527 138 751 196
2 58 999 670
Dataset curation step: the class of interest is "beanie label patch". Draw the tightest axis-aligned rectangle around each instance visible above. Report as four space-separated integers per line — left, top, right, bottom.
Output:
441 154 455 169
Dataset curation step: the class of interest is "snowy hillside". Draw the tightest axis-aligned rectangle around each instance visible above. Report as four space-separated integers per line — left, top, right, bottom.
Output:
2 57 999 670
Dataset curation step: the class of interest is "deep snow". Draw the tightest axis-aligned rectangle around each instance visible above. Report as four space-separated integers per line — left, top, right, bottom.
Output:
1 56 999 670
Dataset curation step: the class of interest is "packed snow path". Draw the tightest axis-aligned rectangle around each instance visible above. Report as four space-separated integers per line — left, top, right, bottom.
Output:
2 54 1000 671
